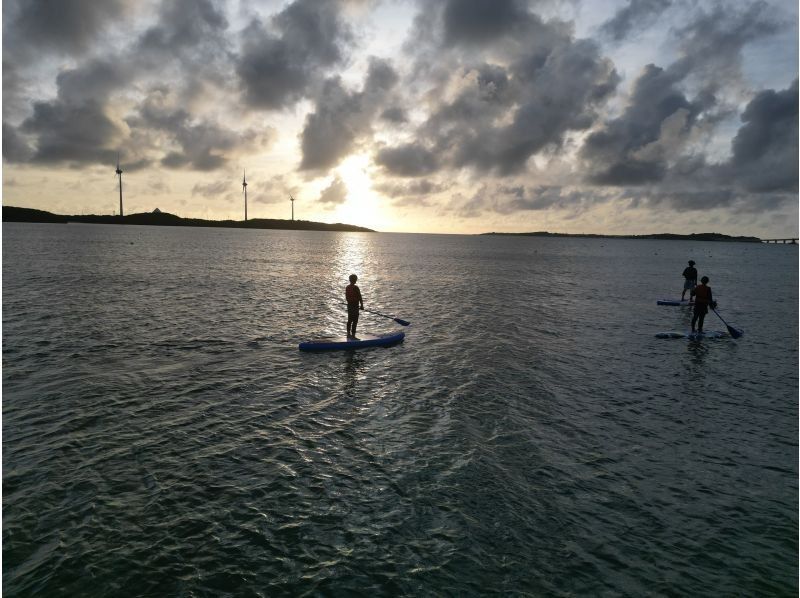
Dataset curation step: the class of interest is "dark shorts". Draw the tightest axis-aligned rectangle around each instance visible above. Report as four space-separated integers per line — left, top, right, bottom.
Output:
693 303 708 315
684 279 696 290
347 303 360 319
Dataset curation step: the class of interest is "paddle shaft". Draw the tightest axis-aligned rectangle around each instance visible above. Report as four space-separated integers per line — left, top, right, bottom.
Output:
340 302 410 326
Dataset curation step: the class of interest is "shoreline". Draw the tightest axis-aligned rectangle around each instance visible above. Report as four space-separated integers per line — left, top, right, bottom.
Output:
482 231 764 243
2 206 374 233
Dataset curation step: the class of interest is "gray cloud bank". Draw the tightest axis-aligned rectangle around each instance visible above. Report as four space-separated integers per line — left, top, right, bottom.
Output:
2 0 796 222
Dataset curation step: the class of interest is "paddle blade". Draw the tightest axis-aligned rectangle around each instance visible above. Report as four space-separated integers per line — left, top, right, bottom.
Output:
726 325 743 339
393 317 411 326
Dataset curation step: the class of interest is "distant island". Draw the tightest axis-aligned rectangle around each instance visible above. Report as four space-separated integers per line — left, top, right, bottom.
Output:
2 206 374 233
482 231 763 243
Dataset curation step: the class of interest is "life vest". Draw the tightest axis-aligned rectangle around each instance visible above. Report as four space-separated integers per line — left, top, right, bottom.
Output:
693 284 711 304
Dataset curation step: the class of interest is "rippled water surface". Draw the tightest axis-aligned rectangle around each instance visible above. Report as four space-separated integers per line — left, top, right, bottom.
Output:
3 223 798 596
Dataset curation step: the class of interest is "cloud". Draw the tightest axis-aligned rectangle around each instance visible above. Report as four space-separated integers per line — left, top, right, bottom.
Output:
192 180 233 198
375 143 440 177
384 6 619 176
318 176 348 205
725 79 798 192
600 0 673 42
442 0 529 45
374 178 448 198
132 88 274 171
379 107 408 124
18 99 125 165
2 122 34 162
3 0 130 61
580 63 705 185
299 58 398 171
236 0 352 110
669 2 783 89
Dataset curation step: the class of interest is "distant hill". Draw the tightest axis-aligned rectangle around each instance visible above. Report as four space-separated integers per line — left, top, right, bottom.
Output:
482 231 763 243
2 206 374 233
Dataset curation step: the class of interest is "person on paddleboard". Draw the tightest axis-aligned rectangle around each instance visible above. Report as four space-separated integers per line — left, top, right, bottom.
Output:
690 276 717 333
681 260 698 301
345 274 364 338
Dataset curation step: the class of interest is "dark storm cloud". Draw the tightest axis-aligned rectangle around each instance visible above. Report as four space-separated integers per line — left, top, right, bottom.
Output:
442 0 529 45
600 0 673 42
3 0 129 60
299 58 398 171
237 0 352 110
726 79 798 192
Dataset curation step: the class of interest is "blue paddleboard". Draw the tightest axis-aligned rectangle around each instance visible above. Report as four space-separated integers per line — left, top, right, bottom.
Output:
299 331 405 351
655 330 727 339
656 299 692 306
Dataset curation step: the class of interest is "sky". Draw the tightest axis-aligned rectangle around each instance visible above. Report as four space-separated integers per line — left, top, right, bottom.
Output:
2 0 798 235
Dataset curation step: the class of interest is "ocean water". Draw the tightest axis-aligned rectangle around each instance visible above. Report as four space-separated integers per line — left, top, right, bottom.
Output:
3 222 797 597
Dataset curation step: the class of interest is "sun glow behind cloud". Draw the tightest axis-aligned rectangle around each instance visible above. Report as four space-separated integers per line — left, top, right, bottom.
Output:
329 154 385 230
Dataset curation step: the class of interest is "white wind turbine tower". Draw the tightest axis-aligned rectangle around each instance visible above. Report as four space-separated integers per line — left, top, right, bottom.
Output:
290 194 295 221
115 154 124 217
242 170 248 221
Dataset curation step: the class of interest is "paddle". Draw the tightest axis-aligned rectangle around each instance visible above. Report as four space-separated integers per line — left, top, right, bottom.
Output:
711 307 743 339
339 303 410 326
363 307 410 327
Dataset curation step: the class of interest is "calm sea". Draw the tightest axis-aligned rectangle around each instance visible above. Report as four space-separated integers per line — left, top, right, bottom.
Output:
3 223 797 596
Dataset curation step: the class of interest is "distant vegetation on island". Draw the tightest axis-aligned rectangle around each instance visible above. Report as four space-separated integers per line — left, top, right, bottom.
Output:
2 206 374 233
482 231 763 243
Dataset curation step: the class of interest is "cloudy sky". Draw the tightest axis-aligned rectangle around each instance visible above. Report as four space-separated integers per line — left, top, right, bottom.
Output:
2 0 798 235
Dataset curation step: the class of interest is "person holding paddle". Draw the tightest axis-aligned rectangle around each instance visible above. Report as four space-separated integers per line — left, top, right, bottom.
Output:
690 276 717 333
681 260 698 301
345 274 364 338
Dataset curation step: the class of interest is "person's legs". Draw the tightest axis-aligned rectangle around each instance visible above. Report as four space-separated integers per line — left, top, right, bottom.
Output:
691 311 698 332
697 309 706 332
347 305 359 337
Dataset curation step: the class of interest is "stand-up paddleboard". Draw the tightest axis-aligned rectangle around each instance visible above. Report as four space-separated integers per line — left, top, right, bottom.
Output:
299 331 405 351
655 330 727 339
657 299 693 306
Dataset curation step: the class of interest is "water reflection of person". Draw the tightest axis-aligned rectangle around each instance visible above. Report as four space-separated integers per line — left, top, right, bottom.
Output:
345 274 364 338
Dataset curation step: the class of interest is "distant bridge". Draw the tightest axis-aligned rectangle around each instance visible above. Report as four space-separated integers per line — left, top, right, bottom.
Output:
761 238 798 244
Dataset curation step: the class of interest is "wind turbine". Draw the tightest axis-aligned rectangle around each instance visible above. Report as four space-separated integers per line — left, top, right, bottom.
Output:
115 154 124 217
242 170 248 221
290 194 295 221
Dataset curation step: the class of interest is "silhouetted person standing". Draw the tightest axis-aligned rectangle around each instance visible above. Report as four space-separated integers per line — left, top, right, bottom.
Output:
346 274 364 338
681 260 697 301
690 276 716 333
